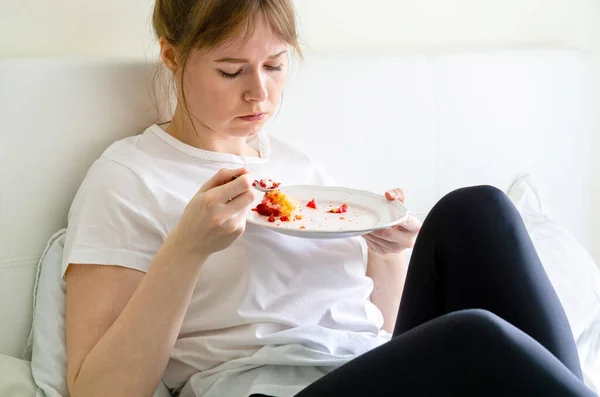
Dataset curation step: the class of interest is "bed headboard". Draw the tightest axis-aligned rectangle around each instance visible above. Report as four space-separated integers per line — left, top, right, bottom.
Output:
0 48 594 357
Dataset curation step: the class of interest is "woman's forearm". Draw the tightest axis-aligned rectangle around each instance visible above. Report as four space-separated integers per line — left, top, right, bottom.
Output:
70 238 207 397
366 249 409 334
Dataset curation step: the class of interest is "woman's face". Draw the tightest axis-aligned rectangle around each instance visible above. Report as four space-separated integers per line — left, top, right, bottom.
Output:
174 14 289 140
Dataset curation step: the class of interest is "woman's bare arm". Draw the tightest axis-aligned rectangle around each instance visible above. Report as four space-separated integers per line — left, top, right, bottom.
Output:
66 237 207 397
66 169 254 397
366 250 409 334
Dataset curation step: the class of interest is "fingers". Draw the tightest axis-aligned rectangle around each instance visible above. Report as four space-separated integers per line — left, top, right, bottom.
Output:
368 226 406 243
214 172 256 203
219 216 247 237
396 214 422 233
200 168 249 193
363 235 390 254
367 217 419 246
385 188 405 203
364 233 404 252
200 169 257 205
227 188 257 213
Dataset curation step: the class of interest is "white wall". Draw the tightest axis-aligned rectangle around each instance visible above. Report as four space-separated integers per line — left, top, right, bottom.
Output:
2 0 599 258
0 0 596 57
295 0 600 261
295 0 593 52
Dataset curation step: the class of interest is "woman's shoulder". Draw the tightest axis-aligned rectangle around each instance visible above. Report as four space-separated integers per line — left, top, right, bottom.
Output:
98 130 151 166
79 142 150 194
72 128 167 206
87 125 176 182
73 125 215 214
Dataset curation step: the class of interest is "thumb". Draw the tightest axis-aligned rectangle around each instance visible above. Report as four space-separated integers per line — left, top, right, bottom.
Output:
385 188 405 203
396 214 422 233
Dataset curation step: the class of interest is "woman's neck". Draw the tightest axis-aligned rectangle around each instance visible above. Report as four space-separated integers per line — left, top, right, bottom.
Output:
166 108 260 157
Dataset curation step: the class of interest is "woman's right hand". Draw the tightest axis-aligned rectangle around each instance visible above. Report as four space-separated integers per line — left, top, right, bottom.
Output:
170 167 256 260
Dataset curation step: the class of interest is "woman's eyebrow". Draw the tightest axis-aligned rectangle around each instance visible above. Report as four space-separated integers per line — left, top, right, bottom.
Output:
214 50 287 63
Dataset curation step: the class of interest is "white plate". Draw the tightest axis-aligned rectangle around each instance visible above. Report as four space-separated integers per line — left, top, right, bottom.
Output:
246 185 410 239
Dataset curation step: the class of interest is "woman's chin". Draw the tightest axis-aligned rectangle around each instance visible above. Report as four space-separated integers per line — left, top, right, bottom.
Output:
229 121 266 138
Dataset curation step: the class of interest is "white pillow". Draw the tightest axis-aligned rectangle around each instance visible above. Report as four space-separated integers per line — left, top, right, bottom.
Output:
24 229 68 397
0 354 38 396
23 229 172 397
507 175 600 393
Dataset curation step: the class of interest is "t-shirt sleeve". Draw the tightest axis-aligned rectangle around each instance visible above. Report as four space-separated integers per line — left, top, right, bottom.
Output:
62 159 167 278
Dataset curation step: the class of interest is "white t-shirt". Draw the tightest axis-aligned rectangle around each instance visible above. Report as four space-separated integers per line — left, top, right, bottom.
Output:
63 124 391 397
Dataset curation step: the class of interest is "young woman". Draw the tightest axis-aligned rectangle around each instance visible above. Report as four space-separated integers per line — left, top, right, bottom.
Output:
63 1 596 396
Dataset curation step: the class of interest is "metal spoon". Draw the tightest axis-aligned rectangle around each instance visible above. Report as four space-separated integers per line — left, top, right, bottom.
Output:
232 176 279 193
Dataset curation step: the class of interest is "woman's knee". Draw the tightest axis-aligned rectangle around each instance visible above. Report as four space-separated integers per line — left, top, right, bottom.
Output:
445 309 511 345
443 185 508 209
451 185 504 199
428 185 518 225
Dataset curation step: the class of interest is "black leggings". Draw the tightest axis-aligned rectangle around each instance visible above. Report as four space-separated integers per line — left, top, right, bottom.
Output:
289 186 596 397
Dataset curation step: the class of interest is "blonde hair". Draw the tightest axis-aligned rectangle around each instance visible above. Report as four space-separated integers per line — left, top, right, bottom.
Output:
151 0 302 125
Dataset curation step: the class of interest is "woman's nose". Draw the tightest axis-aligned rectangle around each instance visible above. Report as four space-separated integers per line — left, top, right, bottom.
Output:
244 72 268 102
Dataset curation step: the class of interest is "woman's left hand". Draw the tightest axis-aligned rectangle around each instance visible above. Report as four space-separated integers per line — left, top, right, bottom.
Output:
363 188 422 256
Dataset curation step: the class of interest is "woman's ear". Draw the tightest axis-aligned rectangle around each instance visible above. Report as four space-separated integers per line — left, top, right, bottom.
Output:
159 37 178 72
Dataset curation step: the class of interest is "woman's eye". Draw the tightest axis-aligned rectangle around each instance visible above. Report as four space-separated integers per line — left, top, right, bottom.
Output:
218 69 242 79
217 64 283 79
265 64 283 72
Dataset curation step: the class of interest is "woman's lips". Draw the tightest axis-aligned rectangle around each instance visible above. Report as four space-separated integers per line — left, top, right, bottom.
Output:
239 113 266 122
